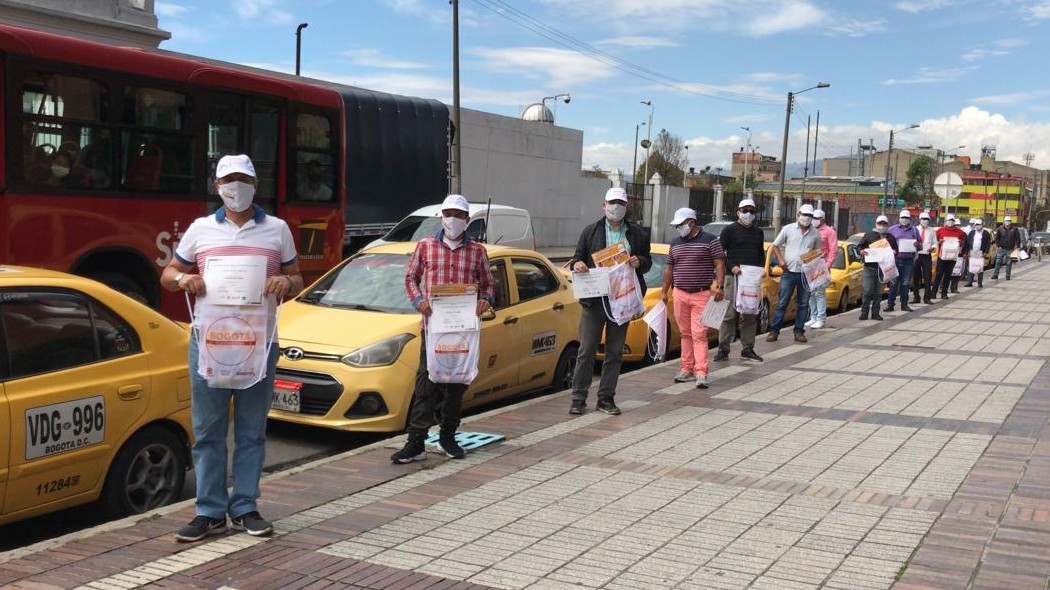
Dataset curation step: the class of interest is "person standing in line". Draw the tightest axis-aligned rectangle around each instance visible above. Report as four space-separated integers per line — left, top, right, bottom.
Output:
804 208 838 329
886 210 920 312
964 219 992 288
952 218 978 293
163 155 303 542
992 215 1021 280
910 211 937 305
857 215 898 321
660 207 725 389
934 214 969 299
715 199 765 363
392 194 495 464
568 187 651 416
766 204 821 343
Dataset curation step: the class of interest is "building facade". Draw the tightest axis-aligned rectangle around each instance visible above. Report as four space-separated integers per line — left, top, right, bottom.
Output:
0 0 169 47
731 149 782 183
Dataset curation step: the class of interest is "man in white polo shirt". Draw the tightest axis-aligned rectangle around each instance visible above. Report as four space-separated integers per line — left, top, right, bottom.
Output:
766 204 821 343
161 154 302 542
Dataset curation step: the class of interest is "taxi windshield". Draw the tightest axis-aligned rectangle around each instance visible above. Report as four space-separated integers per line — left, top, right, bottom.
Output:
299 253 415 313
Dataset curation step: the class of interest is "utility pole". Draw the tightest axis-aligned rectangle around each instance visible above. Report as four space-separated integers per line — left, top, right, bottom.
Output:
451 0 462 194
812 111 820 176
802 115 811 200
295 23 308 76
631 122 645 185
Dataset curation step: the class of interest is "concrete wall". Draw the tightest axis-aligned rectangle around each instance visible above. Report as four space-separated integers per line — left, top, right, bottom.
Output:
0 0 170 47
459 108 609 248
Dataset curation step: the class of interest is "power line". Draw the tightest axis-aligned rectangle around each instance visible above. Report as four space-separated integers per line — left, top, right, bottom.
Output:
469 0 781 106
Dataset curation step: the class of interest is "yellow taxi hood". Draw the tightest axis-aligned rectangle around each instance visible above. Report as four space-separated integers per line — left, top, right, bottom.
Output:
277 299 419 351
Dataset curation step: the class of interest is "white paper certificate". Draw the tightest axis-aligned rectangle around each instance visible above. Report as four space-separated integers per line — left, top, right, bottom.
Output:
430 294 479 333
898 239 916 253
203 255 266 306
572 268 611 299
700 297 730 329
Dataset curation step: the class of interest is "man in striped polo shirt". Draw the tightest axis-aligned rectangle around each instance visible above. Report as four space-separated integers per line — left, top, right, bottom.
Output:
660 207 725 389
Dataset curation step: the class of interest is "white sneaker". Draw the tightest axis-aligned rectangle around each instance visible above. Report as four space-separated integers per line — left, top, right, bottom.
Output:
695 375 709 389
811 321 824 329
804 319 816 328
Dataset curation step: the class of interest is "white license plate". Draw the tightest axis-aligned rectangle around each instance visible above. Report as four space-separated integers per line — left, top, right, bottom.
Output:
25 395 106 460
272 379 302 413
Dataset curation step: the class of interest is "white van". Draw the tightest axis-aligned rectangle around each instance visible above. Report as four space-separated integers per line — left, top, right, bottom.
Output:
366 203 536 250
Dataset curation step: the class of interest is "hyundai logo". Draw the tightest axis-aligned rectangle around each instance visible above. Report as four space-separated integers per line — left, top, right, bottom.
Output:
283 347 305 361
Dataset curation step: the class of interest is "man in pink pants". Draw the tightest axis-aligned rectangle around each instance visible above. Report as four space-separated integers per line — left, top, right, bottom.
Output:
660 208 726 389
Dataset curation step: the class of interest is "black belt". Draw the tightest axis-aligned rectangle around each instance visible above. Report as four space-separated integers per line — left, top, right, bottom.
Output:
677 286 710 293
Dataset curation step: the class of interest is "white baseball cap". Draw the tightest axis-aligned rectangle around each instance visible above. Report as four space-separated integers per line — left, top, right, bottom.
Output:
798 204 815 216
899 210 911 218
669 207 697 226
974 219 984 225
969 218 978 225
1005 215 1012 222
441 194 470 212
813 209 826 219
919 211 931 220
946 214 957 222
738 198 756 209
876 215 889 224
215 154 256 179
604 187 628 203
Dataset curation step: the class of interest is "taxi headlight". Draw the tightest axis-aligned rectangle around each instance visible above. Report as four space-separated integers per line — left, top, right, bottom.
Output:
341 333 415 368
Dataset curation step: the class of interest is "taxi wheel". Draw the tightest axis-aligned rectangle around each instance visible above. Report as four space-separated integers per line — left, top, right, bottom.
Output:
101 427 187 518
757 299 771 334
552 343 579 393
838 288 849 312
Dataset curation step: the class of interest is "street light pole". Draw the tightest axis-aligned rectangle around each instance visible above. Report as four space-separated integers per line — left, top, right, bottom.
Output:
683 145 689 186
882 123 919 214
641 100 654 184
741 126 752 192
631 122 645 183
451 0 462 195
295 23 308 76
774 82 829 232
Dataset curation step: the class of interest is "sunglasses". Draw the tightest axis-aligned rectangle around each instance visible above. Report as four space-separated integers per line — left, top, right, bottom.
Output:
740 208 757 214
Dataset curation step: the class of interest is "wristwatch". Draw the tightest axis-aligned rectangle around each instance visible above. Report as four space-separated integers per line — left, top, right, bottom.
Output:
174 272 185 289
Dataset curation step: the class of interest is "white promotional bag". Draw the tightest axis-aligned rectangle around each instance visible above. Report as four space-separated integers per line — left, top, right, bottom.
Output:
875 249 898 282
802 257 831 290
642 300 668 362
192 300 274 390
425 325 480 384
968 254 984 275
735 265 764 315
603 262 646 325
940 237 960 261
952 258 965 277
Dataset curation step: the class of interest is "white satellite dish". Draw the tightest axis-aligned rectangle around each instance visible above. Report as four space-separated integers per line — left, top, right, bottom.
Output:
933 172 963 199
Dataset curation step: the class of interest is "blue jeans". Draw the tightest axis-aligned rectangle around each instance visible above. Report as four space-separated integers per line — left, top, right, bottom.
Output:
992 249 1012 278
770 271 809 334
189 334 279 520
888 258 915 307
808 287 827 323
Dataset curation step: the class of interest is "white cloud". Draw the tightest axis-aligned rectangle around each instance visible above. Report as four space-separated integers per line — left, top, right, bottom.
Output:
882 66 971 85
582 142 635 173
968 90 1050 106
743 72 804 84
894 0 959 13
594 36 680 48
234 0 293 25
468 47 618 88
747 1 827 36
340 49 426 69
826 19 886 37
1025 0 1050 19
379 0 480 26
155 2 190 17
725 113 775 125
962 48 1010 61
962 38 1027 61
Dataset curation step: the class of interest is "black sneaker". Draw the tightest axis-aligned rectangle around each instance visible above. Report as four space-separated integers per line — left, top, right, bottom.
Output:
569 400 585 415
713 349 730 362
596 399 621 415
438 431 466 459
901 304 914 312
884 305 895 312
859 313 869 321
872 314 884 321
390 433 427 464
231 511 273 537
175 515 227 542
741 348 763 362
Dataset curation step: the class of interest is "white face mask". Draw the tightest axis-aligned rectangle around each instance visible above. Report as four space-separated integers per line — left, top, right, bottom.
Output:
605 203 626 222
798 215 812 227
876 224 888 234
219 181 256 212
813 219 822 228
51 165 70 178
900 219 911 227
946 220 956 227
676 223 693 238
442 215 468 238
738 212 755 225
1004 221 1012 227
920 219 930 227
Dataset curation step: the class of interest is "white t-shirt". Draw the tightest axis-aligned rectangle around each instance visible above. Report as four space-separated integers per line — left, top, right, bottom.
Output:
176 205 298 333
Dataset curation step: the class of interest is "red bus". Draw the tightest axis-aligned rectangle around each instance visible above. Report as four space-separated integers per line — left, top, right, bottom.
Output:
0 23 449 320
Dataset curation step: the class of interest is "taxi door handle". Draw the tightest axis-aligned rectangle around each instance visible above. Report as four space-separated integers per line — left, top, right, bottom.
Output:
552 302 565 311
118 384 144 400
503 316 519 325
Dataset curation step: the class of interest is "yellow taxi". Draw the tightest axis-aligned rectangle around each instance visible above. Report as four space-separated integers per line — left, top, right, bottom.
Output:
0 266 192 526
826 241 864 312
268 243 581 432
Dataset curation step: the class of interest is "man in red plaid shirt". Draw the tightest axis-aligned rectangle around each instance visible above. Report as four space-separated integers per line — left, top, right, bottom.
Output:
392 194 495 464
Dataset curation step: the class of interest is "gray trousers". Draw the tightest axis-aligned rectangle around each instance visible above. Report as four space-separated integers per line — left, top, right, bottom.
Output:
861 266 880 316
718 274 757 351
571 303 628 403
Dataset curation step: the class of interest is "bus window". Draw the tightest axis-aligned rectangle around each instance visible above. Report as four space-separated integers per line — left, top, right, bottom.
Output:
248 103 279 202
292 113 335 203
207 96 243 193
122 87 189 131
22 73 104 121
20 73 109 187
118 87 195 193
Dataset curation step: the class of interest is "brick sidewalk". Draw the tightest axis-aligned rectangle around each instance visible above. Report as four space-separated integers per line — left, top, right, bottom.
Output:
2 263 1049 590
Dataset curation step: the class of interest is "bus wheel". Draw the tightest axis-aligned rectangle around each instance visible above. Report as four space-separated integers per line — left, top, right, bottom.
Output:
88 272 148 305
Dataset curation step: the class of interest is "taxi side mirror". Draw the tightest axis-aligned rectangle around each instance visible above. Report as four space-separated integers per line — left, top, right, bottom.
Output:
770 266 784 277
850 261 863 270
481 308 497 321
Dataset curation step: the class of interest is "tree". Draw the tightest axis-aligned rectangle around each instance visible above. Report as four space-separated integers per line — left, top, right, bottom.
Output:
634 128 687 186
898 155 936 206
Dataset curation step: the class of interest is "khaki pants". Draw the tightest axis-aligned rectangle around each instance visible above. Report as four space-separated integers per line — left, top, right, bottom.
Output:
718 274 757 352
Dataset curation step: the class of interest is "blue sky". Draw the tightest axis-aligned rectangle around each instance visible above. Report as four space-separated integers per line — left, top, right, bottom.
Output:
156 0 1050 174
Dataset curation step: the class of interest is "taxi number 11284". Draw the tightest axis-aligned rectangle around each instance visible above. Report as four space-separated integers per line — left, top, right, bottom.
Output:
25 396 106 460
